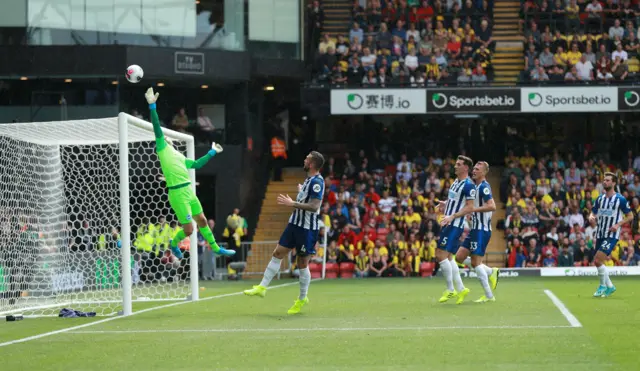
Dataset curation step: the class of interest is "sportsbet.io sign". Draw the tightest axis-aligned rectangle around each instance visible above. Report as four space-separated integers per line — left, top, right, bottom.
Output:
521 87 616 112
427 89 520 113
327 87 640 115
330 89 426 115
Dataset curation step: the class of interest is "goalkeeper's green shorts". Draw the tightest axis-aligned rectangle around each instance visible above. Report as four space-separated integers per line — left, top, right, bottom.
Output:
168 185 203 225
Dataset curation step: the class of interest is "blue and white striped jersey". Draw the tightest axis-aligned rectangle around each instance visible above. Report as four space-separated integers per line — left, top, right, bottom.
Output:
471 180 493 231
445 177 476 228
592 193 631 239
289 174 325 231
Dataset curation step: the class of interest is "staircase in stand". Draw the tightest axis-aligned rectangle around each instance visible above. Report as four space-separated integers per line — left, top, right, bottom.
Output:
246 168 307 276
321 0 352 38
492 0 524 85
486 167 506 267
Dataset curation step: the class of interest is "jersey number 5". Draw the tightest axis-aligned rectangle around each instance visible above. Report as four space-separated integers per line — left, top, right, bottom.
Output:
440 237 448 246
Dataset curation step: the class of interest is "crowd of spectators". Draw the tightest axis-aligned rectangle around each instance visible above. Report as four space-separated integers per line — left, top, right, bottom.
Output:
312 150 473 277
313 0 496 86
131 107 221 145
520 0 640 83
501 148 640 267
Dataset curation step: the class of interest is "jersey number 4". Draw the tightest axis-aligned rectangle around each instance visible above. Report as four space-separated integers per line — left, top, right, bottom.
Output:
300 245 306 252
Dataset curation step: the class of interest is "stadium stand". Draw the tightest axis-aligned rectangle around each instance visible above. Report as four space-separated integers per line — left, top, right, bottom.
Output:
311 0 503 85
519 0 640 83
500 148 640 268
303 149 505 278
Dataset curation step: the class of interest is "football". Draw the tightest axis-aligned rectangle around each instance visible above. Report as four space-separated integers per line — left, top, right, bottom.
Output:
125 64 144 83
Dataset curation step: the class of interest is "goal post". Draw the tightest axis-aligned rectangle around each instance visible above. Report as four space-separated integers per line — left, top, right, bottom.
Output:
0 113 198 317
118 113 199 316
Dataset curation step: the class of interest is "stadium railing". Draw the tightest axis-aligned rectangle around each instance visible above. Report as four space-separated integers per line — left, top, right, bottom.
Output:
303 80 640 89
213 222 329 280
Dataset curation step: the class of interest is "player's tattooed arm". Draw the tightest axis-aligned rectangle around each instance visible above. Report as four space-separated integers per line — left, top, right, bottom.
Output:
277 194 322 212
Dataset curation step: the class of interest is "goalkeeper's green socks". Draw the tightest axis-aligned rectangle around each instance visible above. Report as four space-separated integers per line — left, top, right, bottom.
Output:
199 226 221 252
170 229 187 247
198 226 236 257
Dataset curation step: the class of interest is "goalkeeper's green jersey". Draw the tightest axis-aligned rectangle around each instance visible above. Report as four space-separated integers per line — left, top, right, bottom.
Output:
150 106 213 188
157 145 190 188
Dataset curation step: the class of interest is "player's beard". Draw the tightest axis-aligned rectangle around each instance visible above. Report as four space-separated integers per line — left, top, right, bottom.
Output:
304 163 310 171
604 185 613 191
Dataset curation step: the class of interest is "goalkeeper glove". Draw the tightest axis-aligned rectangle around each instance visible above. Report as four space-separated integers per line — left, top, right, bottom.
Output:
209 142 223 156
145 87 159 109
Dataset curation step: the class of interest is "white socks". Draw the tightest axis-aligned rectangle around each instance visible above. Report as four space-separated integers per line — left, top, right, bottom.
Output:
260 256 282 287
475 265 493 298
597 264 613 288
450 258 465 292
299 267 311 300
439 259 455 292
483 264 492 276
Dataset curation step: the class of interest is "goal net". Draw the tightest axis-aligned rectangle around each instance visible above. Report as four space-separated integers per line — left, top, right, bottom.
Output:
0 113 198 317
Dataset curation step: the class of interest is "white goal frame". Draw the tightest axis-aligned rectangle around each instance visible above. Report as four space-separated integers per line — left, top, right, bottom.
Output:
0 113 200 317
118 113 199 316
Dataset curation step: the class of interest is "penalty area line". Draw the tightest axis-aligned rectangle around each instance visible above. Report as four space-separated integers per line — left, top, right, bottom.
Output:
67 325 576 335
0 279 317 348
544 289 582 328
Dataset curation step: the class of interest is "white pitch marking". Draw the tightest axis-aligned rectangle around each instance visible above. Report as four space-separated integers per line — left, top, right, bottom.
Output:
544 289 583 328
68 325 575 335
0 280 309 348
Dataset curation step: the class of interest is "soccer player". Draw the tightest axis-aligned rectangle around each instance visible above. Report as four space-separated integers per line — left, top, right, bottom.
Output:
244 151 325 315
144 88 235 259
438 155 476 304
589 172 633 297
455 161 499 303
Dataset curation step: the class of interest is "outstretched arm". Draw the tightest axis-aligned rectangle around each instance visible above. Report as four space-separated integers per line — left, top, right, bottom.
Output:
185 142 223 169
145 88 166 151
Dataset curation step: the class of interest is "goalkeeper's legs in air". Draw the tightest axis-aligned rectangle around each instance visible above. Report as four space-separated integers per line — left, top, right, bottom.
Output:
168 187 235 258
193 213 236 256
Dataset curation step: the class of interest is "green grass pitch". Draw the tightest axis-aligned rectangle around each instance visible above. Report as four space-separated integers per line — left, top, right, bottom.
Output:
1 277 638 370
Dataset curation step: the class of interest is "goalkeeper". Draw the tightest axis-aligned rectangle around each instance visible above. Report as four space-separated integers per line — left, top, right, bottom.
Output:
145 87 235 259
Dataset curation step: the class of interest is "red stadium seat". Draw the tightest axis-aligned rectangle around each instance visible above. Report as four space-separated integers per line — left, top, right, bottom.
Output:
384 165 397 176
420 262 435 277
325 262 339 279
309 263 323 279
635 234 640 242
339 262 355 278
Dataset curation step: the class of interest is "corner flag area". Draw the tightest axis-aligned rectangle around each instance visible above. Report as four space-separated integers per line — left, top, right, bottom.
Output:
1 277 637 370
